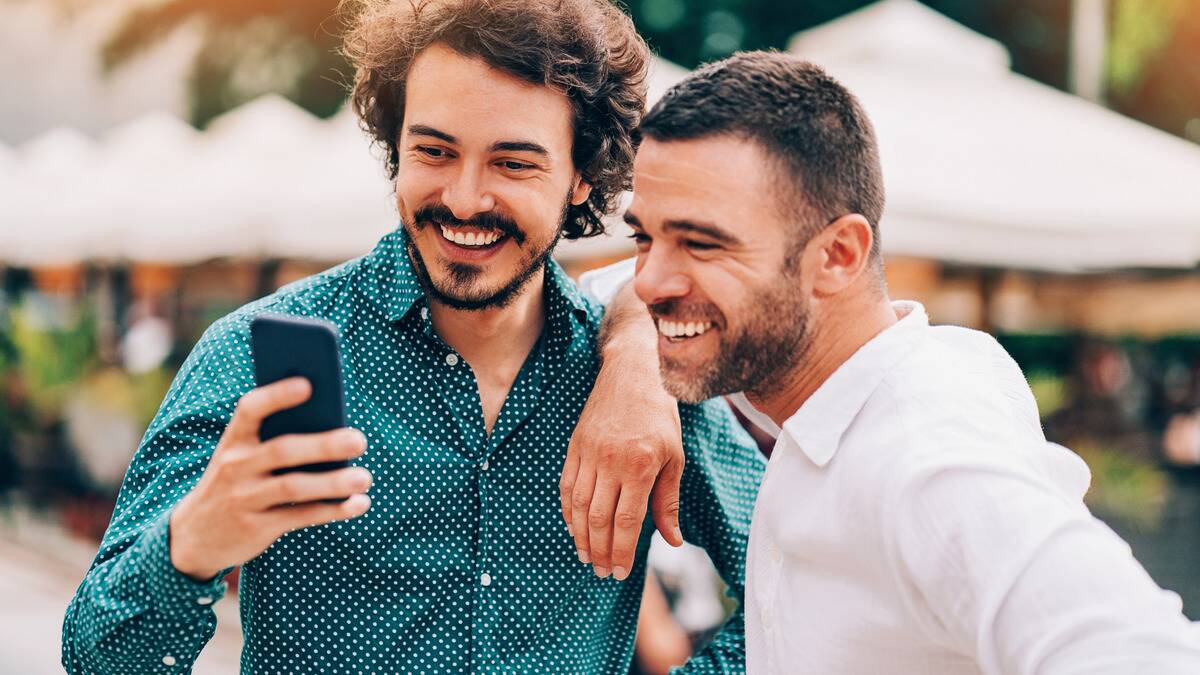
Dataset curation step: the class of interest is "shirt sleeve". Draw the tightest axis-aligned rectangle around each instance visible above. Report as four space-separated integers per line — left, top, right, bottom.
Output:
62 318 252 673
671 398 766 674
576 257 635 306
885 450 1200 675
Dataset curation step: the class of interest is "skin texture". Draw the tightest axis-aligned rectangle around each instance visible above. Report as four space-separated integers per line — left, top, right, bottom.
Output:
393 44 590 435
170 377 373 581
626 134 897 428
561 287 686 580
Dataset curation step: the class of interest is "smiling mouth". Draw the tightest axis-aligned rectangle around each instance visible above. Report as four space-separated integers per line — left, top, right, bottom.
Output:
656 318 716 342
439 225 507 249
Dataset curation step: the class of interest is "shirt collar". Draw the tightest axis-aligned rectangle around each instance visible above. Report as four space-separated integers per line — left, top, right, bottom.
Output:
361 225 590 328
781 300 928 468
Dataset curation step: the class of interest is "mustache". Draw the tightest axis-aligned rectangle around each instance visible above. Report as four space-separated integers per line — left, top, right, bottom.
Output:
412 204 526 245
648 299 723 325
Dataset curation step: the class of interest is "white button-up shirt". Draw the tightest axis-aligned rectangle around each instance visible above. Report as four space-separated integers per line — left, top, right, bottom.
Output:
730 300 1200 674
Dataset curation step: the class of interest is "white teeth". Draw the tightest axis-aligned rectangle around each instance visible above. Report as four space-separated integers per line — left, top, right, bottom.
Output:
657 318 713 338
441 226 502 247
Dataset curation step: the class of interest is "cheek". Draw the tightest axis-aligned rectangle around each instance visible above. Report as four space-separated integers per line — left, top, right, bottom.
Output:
689 263 762 323
394 164 444 212
498 184 569 236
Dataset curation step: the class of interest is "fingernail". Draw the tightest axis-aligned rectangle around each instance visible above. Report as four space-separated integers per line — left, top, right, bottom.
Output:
613 566 629 581
594 566 611 579
577 550 591 564
672 526 683 543
567 524 573 537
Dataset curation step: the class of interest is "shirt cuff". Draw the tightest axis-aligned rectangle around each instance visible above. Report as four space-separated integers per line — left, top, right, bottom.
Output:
132 510 231 618
577 257 635 306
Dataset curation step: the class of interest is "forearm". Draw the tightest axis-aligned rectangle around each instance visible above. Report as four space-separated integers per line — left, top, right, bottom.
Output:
62 510 229 673
598 281 658 365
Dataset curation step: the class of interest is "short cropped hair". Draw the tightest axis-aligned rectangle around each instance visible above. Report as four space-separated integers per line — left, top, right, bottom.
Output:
640 51 886 260
342 0 650 239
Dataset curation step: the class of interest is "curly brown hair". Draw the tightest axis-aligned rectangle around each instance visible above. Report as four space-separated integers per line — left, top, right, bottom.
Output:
341 0 650 239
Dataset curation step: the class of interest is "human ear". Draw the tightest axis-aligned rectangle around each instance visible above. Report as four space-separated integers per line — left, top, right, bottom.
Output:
808 214 874 296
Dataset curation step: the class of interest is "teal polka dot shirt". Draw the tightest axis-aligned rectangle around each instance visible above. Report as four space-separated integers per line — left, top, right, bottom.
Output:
62 227 765 673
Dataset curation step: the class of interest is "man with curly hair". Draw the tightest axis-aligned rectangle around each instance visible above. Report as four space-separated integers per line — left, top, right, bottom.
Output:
61 1 761 673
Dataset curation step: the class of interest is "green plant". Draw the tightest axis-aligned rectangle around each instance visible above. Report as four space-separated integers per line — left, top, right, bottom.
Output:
1076 443 1170 531
1026 370 1067 419
5 300 98 431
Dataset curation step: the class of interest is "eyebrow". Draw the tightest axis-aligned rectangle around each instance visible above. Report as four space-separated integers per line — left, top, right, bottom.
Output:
625 211 740 246
666 220 740 246
490 140 550 158
407 124 456 143
407 125 550 158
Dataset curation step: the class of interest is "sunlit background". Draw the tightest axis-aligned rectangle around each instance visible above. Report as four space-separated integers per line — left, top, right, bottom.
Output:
2 0 1199 672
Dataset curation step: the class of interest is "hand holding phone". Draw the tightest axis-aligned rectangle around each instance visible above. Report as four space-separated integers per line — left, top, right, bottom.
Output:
250 313 353 474
167 314 372 582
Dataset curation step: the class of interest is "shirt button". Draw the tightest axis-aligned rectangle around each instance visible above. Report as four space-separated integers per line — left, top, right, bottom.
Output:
420 306 429 320
481 459 490 471
196 596 214 606
446 353 460 366
480 572 492 587
162 655 177 666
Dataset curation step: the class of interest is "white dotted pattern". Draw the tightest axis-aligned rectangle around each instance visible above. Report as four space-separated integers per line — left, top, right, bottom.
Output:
61 228 765 673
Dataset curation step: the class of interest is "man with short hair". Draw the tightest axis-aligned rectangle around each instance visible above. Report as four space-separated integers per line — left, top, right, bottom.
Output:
584 51 1200 673
61 2 762 672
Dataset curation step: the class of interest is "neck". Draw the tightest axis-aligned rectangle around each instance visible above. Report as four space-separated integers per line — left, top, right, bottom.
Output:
747 294 898 426
429 268 547 369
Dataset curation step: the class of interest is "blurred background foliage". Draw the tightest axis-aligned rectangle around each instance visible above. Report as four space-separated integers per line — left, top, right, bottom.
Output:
88 0 1200 143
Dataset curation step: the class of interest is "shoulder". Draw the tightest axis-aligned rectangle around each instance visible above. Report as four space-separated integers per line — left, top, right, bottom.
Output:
874 324 1044 459
838 325 1072 508
158 257 370 415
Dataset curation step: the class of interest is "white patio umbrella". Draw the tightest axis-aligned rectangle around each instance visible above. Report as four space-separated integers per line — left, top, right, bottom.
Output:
0 141 16 256
1 128 100 266
789 0 1200 272
253 104 397 262
64 110 204 263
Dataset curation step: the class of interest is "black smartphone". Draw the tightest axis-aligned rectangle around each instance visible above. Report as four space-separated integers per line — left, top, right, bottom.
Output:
250 312 351 478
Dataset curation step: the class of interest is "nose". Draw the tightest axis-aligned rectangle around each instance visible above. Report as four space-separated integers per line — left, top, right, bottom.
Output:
634 246 691 306
441 163 495 221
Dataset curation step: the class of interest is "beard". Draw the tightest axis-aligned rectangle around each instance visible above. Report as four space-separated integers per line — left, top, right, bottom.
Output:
403 195 569 311
652 266 811 403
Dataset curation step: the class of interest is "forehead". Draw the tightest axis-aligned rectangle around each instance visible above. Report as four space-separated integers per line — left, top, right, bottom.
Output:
404 43 574 150
629 135 784 233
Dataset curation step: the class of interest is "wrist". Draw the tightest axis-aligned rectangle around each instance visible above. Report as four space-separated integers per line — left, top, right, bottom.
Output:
168 508 220 582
